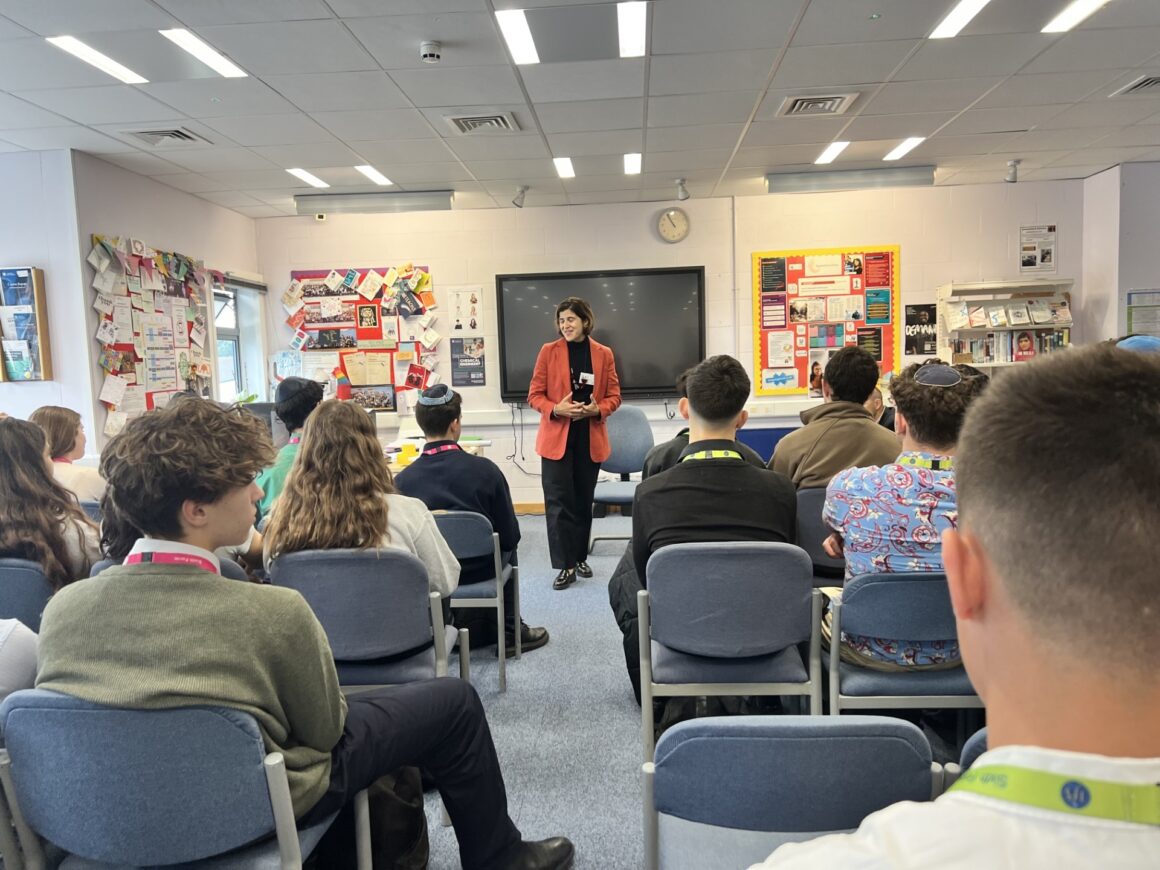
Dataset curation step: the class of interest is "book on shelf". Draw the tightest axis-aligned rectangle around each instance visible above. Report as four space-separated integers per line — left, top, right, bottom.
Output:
1007 302 1031 325
1026 298 1053 324
1049 299 1072 325
967 305 987 328
946 302 970 330
987 305 1008 327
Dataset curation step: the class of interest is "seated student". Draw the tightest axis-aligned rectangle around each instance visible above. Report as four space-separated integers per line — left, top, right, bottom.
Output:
755 345 1160 869
642 367 766 478
36 397 573 870
0 417 100 588
395 384 549 654
822 361 989 671
263 399 460 598
769 346 900 489
255 376 324 520
0 619 37 704
28 405 105 502
863 386 895 432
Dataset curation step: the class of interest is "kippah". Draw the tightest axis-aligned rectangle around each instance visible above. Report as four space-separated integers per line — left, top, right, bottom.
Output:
275 376 314 404
1117 335 1160 354
418 383 456 406
913 364 962 387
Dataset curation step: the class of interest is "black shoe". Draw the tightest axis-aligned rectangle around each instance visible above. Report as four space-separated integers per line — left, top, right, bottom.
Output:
575 561 593 578
505 622 549 656
552 568 576 590
500 837 575 870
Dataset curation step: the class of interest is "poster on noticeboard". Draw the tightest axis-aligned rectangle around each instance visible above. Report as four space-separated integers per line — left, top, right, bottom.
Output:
751 245 902 397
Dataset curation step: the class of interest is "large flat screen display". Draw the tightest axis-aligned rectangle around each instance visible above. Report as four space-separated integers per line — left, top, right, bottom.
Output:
496 267 705 402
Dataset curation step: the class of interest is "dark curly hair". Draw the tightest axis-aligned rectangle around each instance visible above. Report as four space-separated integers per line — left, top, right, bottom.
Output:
889 359 990 450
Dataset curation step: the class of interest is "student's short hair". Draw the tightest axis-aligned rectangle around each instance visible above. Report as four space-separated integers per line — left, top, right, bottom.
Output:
273 377 324 432
889 360 989 449
99 398 275 542
823 346 881 404
414 388 463 438
675 367 694 399
955 345 1160 673
685 355 749 424
28 406 81 459
555 297 595 337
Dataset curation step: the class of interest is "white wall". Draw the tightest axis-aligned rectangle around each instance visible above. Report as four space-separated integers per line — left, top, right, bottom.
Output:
1117 161 1160 334
1081 166 1121 342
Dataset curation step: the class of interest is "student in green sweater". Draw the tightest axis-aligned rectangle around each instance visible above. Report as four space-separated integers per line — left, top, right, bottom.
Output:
255 376 324 520
35 397 573 870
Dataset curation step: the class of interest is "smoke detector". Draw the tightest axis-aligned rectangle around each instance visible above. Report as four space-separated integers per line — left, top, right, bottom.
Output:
420 41 441 64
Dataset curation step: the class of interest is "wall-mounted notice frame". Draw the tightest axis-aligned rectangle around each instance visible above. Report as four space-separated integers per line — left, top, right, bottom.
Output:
0 267 52 382
751 245 902 396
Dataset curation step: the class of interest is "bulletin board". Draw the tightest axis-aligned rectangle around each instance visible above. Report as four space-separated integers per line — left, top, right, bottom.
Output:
0 267 51 382
282 263 443 412
751 245 902 396
87 235 214 436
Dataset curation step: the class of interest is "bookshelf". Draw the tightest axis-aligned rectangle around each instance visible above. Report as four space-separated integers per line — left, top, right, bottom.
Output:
936 278 1074 367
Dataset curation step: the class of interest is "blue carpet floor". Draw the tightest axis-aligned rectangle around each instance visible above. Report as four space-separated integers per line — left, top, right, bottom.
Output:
423 513 641 869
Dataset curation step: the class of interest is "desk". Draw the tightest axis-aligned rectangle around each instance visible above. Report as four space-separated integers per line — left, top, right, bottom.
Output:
385 437 492 475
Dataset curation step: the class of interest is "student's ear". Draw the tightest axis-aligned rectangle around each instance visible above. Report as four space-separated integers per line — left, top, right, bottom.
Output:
943 526 987 622
821 379 833 400
677 397 690 420
180 498 211 531
734 409 749 430
894 409 908 439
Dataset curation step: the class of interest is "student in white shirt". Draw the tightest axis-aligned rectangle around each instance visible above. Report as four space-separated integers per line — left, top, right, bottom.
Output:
755 344 1160 869
29 405 105 502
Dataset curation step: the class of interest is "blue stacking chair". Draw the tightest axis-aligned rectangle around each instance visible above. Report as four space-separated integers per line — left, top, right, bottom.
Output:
435 511 520 692
77 501 102 523
643 715 944 870
589 405 654 553
828 573 983 714
0 560 53 633
794 487 844 584
960 727 988 771
90 557 252 582
0 688 369 869
638 542 823 761
269 548 468 692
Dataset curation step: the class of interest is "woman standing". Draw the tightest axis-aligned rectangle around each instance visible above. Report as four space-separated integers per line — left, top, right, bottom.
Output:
28 406 105 502
528 297 622 590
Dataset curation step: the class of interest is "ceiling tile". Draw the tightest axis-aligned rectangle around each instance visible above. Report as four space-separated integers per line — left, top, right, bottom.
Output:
0 15 32 39
1003 127 1109 152
1019 164 1117 181
649 49 778 96
0 93 73 129
647 124 743 152
153 0 333 25
1079 1 1160 29
482 178 564 197
905 132 1021 158
263 72 412 112
648 92 757 128
234 205 291 217
0 38 127 90
143 78 298 118
0 126 135 152
1021 27 1160 74
309 108 434 140
939 105 1064 137
198 190 265 207
354 138 456 165
1036 100 1160 129
974 70 1125 108
522 59 644 103
0 139 26 152
1049 146 1158 167
329 0 485 13
547 129 642 157
13 85 179 125
743 117 850 147
959 0 1072 36
94 151 187 176
732 144 823 168
203 169 315 189
158 147 279 172
250 142 366 168
568 189 641 204
447 134 549 161
470 159 559 181
896 34 1051 81
195 21 377 74
642 149 732 172
1088 126 1160 148
840 111 955 140
793 0 948 45
0 0 178 34
651 0 800 54
535 98 642 134
390 66 524 107
153 173 232 192
203 113 336 146
774 39 921 89
70 29 230 84
371 163 475 183
559 174 640 193
347 13 508 70
860 77 1003 116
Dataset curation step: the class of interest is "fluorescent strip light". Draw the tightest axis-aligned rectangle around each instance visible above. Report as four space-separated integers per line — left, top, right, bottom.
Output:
623 153 642 174
929 0 993 38
1042 0 1111 32
618 2 647 58
295 191 453 215
766 166 935 194
554 157 575 179
354 165 393 186
814 141 850 165
45 36 148 84
159 29 246 78
286 168 329 189
496 9 540 64
884 137 926 161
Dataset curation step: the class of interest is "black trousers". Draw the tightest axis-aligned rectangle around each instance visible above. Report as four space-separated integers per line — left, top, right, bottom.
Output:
300 679 521 870
541 420 600 569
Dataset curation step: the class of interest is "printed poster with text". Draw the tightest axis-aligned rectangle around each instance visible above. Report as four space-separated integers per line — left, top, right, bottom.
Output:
751 245 901 396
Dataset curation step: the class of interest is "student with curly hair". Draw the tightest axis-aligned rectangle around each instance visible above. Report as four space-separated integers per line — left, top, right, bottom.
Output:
28 405 105 502
262 399 460 597
0 416 99 589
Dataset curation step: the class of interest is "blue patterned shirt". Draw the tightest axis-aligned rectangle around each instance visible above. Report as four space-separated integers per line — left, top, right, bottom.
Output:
823 452 960 667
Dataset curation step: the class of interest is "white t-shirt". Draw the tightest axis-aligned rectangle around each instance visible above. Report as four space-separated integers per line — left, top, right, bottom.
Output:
51 462 106 503
753 745 1160 869
61 517 101 582
380 493 460 598
0 619 37 703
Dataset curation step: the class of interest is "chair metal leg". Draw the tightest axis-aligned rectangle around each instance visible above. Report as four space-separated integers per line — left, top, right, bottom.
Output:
638 590 656 762
642 762 658 870
0 752 32 870
828 599 842 716
354 788 372 870
496 582 506 693
458 628 470 686
262 753 304 870
808 589 823 715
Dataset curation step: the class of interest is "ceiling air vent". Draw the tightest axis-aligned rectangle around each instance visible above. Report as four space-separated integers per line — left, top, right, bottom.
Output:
124 127 212 147
775 94 859 118
1110 75 1160 97
443 112 521 135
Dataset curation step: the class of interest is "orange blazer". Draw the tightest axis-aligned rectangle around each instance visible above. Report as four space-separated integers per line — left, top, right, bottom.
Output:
527 337 622 462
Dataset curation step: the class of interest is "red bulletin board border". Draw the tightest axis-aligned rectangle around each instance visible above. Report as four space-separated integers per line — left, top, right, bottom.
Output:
751 245 902 397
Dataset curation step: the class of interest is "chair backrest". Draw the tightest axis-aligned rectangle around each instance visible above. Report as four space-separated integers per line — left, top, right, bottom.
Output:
0 559 53 633
603 404 655 475
0 689 278 866
646 542 812 658
433 511 497 561
840 572 957 641
960 727 988 771
270 548 431 660
652 715 933 865
89 557 251 582
77 500 102 522
794 488 844 575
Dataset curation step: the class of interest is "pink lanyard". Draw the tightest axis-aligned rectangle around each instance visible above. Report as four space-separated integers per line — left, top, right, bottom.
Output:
124 551 217 573
422 443 463 456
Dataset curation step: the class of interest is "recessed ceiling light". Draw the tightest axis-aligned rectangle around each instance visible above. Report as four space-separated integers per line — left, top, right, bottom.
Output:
815 141 850 165
929 0 993 39
1042 0 1111 33
286 168 329 188
159 29 246 78
618 2 647 58
46 36 147 84
496 9 539 65
354 165 392 186
553 157 575 179
623 152 642 174
884 137 926 160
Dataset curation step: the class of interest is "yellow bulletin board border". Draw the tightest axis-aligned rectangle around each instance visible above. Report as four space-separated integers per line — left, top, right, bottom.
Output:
751 245 902 396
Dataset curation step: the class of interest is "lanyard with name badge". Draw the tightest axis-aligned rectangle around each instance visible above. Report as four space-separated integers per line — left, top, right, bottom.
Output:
423 443 463 456
681 450 744 463
897 454 954 472
124 551 218 574
951 764 1160 826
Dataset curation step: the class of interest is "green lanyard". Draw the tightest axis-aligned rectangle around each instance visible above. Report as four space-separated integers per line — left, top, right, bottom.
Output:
951 764 1160 826
681 450 743 462
897 453 954 471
